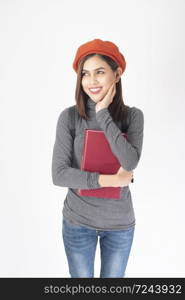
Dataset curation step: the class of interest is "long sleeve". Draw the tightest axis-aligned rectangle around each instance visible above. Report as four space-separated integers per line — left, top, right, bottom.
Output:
52 107 101 189
96 106 144 171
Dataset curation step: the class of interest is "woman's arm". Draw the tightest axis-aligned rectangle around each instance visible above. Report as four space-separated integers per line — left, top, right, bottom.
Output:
95 106 144 171
52 108 101 189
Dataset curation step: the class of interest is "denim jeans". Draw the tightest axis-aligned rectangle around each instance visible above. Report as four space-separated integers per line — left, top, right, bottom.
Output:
62 217 135 278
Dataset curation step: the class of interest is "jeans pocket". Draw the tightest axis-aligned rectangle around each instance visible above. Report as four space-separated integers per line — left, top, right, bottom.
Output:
62 217 84 230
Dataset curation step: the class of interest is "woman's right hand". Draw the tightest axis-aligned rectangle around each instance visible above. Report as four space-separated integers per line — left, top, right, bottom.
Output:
114 166 133 187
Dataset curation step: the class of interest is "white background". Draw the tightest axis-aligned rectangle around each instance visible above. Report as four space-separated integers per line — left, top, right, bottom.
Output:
0 0 185 277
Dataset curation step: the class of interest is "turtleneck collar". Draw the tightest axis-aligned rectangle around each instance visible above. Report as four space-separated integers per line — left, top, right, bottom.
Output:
86 97 96 111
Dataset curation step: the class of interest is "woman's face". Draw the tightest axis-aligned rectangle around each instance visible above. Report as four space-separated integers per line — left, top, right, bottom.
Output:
81 55 121 103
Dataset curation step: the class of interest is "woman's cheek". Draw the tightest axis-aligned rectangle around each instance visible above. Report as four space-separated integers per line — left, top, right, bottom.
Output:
81 79 88 90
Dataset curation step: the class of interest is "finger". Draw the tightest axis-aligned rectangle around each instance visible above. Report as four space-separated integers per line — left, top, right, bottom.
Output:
110 83 115 91
109 82 115 91
111 84 116 96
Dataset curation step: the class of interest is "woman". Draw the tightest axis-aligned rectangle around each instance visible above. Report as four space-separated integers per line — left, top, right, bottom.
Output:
52 38 144 278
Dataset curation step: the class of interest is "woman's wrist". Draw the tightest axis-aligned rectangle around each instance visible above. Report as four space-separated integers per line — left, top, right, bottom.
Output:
98 174 118 187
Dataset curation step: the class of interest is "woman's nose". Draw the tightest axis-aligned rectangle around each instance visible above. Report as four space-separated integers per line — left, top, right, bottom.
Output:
89 75 99 84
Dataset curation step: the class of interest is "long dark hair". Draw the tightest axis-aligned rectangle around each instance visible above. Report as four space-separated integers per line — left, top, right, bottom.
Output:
74 53 129 131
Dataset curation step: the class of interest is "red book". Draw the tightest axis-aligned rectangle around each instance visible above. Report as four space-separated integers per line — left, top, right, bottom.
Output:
78 129 128 199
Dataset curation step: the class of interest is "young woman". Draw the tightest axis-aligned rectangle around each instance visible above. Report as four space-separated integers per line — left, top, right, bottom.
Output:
52 38 144 278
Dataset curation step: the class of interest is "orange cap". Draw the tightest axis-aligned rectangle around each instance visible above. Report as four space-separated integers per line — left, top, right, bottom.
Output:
72 38 126 74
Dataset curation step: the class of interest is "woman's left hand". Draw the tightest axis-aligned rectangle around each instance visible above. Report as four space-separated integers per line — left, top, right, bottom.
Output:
95 81 116 113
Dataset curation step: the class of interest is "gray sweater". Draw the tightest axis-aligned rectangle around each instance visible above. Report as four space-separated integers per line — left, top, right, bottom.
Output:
52 97 144 231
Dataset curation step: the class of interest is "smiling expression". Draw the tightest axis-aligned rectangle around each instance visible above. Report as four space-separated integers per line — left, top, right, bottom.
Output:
81 55 122 103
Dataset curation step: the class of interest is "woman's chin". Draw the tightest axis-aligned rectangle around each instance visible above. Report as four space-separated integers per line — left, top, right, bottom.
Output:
93 98 103 103
91 94 104 102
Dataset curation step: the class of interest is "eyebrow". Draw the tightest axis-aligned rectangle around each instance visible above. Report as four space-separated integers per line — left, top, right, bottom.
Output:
82 67 105 72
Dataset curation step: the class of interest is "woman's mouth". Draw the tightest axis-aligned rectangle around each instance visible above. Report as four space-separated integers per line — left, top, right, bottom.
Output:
89 87 102 94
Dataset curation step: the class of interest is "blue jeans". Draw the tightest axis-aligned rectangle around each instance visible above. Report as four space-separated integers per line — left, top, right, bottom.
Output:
62 218 135 278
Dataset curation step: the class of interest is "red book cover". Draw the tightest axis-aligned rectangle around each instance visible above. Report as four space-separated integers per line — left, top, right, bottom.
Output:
78 129 128 199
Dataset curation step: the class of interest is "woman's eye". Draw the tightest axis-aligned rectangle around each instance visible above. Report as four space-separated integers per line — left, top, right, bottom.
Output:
82 71 104 76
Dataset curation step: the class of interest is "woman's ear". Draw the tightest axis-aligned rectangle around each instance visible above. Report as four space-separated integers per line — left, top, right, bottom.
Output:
115 67 122 82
